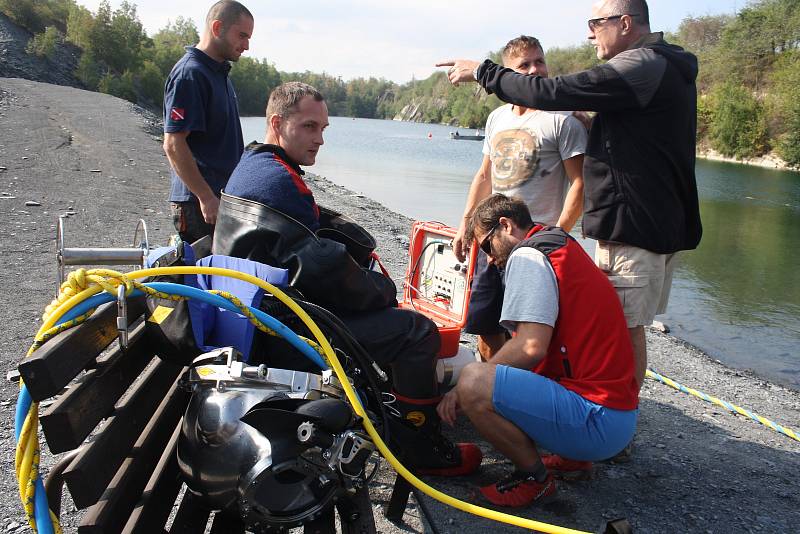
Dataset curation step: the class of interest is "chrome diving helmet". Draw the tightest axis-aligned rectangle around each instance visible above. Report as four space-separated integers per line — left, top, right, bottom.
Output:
177 347 376 530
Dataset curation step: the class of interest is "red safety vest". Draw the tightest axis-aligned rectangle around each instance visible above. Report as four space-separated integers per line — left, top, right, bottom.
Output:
515 225 639 410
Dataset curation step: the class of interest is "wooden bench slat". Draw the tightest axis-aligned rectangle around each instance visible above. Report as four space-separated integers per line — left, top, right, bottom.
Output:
121 423 183 534
168 490 211 534
41 323 154 453
64 358 184 510
19 297 147 402
77 376 188 532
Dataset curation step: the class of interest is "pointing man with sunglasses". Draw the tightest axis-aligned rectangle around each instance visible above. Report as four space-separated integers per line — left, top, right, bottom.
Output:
439 1 702 401
437 194 638 507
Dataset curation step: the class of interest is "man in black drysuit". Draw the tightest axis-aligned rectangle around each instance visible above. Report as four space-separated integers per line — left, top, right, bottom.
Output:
212 81 482 476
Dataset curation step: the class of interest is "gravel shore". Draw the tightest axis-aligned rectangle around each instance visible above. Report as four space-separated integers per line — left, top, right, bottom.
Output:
1 78 798 534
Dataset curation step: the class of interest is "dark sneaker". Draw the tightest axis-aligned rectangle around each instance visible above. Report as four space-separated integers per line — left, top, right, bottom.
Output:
540 454 594 480
479 471 556 507
416 441 482 477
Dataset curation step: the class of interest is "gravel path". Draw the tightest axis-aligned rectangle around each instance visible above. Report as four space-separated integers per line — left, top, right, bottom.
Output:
1 78 798 534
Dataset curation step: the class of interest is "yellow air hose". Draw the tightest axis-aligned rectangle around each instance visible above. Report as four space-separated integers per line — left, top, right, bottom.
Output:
22 266 591 534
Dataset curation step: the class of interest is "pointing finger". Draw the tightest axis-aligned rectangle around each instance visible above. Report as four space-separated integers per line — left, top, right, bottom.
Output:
435 60 456 67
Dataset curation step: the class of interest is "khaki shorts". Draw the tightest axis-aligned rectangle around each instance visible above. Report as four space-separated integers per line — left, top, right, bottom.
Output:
595 241 680 328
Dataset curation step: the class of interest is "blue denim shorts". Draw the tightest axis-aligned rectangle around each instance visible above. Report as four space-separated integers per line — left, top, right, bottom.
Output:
492 365 637 461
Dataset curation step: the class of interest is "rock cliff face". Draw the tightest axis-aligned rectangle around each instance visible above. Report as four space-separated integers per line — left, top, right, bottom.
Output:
392 101 423 122
392 96 456 125
0 12 84 88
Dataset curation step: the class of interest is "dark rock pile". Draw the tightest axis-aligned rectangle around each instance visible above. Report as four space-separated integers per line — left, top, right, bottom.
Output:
0 12 84 88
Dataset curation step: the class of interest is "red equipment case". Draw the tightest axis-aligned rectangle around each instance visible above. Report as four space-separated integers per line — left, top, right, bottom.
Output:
399 221 477 357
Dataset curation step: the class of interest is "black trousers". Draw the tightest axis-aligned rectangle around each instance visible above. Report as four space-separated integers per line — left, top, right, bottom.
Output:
339 307 441 399
171 201 214 244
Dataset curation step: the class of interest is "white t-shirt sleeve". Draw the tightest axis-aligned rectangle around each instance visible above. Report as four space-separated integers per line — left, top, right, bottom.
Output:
482 105 503 156
500 247 559 332
558 114 588 161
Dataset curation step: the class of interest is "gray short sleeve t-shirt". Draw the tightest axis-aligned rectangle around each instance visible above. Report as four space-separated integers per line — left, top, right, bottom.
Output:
500 247 559 333
483 106 587 225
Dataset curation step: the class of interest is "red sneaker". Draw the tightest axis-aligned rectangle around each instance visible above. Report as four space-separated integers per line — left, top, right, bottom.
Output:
479 471 556 507
416 442 482 477
540 454 593 480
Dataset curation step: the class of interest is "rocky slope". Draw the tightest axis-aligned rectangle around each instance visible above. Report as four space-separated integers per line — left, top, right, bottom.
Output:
0 13 83 89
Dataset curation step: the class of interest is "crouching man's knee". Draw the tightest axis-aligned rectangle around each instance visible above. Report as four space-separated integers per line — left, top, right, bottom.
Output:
456 362 496 414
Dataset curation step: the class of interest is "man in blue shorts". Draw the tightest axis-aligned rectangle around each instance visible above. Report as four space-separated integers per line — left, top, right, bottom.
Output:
163 1 253 243
438 194 638 507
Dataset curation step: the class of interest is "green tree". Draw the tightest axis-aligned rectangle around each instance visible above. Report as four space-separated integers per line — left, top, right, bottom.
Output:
98 70 136 102
137 60 165 108
230 57 281 116
545 43 600 76
65 2 93 49
0 0 69 33
148 17 199 77
709 82 769 159
75 50 101 89
696 94 713 144
767 51 800 165
87 0 147 75
26 26 63 59
714 0 800 90
672 14 732 92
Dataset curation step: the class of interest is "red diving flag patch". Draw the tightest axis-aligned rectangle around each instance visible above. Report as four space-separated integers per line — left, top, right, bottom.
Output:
170 108 185 121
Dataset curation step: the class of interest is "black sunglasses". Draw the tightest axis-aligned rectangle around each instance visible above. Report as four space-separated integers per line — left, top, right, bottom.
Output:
587 13 636 30
479 222 501 255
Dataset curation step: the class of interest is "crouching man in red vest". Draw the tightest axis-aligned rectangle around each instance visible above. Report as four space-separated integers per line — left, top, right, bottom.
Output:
438 193 638 507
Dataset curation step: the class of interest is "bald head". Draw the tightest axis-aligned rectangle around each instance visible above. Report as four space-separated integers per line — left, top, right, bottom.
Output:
198 0 253 63
206 1 253 30
589 0 651 60
601 0 650 26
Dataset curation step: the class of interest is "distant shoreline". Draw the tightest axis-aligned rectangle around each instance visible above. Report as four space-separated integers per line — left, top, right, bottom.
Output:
696 148 799 173
245 115 800 175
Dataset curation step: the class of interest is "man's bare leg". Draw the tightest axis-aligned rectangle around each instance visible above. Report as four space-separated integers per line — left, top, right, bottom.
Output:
629 325 647 389
477 332 508 361
456 363 541 470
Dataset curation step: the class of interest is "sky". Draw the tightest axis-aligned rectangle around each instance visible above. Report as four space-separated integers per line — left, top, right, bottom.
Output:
77 0 744 83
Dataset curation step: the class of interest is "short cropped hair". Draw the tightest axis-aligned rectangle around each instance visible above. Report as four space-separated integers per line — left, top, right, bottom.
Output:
206 1 253 30
608 0 650 26
266 82 325 119
501 36 543 63
465 194 533 243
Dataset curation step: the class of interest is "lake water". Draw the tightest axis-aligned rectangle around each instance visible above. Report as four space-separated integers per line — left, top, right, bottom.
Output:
242 116 800 390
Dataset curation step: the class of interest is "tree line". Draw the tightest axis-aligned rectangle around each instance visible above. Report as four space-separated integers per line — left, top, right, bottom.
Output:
668 0 800 165
2 0 798 166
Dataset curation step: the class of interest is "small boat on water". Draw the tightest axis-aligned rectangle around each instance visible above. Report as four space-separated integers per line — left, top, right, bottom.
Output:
450 130 485 141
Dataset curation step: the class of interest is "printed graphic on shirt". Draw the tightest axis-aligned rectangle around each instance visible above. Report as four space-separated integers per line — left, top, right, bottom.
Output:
491 128 541 191
170 108 185 121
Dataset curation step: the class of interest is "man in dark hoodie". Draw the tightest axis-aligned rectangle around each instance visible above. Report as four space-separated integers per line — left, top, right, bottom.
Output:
439 0 701 424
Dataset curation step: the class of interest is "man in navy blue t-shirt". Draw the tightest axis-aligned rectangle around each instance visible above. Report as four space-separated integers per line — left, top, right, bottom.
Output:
162 0 253 243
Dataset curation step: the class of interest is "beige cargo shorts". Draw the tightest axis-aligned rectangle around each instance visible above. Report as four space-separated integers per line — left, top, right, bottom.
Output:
595 241 680 328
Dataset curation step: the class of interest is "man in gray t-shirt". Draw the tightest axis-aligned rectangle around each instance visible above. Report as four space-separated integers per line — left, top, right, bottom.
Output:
453 35 587 360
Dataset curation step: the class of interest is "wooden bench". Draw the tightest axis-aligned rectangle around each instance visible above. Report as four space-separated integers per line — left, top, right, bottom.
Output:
18 285 229 534
18 252 380 534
